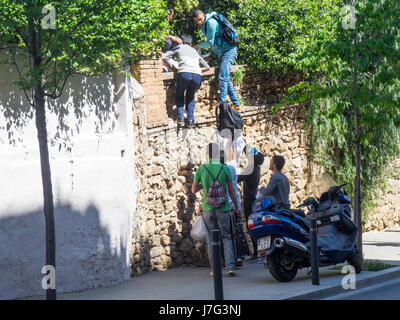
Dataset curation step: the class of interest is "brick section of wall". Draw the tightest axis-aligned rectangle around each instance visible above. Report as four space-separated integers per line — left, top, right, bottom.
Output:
132 60 168 125
132 62 243 127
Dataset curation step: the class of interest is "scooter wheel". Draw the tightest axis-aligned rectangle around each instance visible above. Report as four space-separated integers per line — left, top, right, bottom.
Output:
267 251 298 282
346 251 362 274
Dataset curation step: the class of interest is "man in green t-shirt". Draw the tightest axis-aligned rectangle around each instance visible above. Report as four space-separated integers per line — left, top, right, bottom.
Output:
191 143 239 276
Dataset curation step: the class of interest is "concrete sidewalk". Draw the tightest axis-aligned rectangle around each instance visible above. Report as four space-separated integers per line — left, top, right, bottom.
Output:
363 230 400 265
26 231 400 300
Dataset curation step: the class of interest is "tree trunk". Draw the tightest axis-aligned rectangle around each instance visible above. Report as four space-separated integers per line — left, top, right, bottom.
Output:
28 7 57 300
354 106 363 261
34 85 57 300
352 11 363 262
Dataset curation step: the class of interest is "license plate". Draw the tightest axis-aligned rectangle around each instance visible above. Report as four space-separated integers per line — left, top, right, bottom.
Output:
257 236 271 251
330 215 340 222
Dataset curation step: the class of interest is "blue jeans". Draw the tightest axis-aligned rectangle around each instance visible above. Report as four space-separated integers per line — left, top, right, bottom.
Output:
218 47 240 106
176 72 202 122
202 210 235 271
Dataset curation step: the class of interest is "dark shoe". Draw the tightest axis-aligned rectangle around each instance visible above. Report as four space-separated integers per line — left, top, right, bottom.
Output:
177 118 185 126
236 259 243 267
186 120 194 128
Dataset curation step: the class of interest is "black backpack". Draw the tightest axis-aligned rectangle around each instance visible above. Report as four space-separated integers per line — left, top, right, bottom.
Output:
205 13 239 46
216 102 243 134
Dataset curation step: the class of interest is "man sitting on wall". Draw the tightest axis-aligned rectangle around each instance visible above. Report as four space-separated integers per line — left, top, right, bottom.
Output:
162 34 210 128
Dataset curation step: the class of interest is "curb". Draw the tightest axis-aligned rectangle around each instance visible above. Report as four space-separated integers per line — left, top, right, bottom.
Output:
285 265 400 300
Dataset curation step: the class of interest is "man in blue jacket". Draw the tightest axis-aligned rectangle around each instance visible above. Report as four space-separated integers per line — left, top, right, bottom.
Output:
192 9 240 108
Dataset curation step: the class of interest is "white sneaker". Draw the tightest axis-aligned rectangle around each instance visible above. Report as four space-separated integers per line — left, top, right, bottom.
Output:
227 270 236 277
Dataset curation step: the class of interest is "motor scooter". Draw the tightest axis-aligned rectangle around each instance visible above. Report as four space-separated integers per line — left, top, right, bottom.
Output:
248 182 362 282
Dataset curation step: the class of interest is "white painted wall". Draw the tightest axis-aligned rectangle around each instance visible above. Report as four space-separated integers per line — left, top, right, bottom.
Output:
0 58 138 299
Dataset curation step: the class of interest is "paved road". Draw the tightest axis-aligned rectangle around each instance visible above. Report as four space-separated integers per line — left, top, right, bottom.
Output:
24 231 400 300
326 278 400 300
24 261 349 300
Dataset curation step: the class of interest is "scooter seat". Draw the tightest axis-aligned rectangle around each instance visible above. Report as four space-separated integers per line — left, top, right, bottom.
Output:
278 208 310 230
287 209 306 218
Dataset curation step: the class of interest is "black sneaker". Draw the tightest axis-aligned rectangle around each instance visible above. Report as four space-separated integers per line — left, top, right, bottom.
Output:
236 258 243 267
186 120 194 128
177 118 185 126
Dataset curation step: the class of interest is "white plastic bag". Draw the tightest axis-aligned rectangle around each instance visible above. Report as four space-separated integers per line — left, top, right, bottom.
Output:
213 130 246 161
190 215 207 242
232 135 246 160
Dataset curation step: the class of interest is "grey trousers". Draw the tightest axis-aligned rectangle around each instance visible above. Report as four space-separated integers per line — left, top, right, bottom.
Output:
202 209 235 271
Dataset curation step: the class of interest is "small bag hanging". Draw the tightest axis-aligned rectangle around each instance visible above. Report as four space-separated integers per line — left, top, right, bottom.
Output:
204 165 227 209
190 215 207 242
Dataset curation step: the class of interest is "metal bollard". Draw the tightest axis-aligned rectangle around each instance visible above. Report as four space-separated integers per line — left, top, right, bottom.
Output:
310 218 320 285
211 229 224 300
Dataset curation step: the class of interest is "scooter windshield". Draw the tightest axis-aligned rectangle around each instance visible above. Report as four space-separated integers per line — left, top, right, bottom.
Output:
310 172 338 199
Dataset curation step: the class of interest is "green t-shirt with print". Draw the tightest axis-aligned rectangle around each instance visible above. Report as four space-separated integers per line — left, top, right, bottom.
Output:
194 159 233 212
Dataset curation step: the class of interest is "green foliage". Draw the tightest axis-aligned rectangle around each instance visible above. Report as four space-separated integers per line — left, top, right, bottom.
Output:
237 93 244 107
231 65 245 85
166 0 199 38
331 259 394 271
308 95 400 219
0 0 170 96
168 0 341 73
278 0 400 218
362 259 395 271
229 0 341 72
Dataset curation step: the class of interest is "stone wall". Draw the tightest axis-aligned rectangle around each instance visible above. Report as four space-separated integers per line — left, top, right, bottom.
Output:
129 58 400 276
129 60 312 275
364 157 400 231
